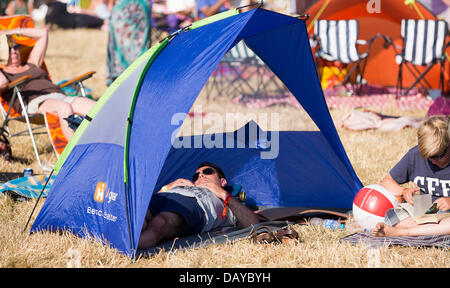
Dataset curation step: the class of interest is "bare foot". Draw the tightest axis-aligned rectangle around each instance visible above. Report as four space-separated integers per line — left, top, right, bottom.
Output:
371 222 396 237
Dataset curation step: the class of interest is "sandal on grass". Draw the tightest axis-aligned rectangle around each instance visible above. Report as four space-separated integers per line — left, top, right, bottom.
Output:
249 226 281 244
275 228 301 244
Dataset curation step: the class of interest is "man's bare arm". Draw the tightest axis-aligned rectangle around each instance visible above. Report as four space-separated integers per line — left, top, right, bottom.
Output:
227 197 259 227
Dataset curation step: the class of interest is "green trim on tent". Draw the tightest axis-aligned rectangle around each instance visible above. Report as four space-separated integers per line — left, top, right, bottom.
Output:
188 9 239 30
53 40 168 173
124 38 169 185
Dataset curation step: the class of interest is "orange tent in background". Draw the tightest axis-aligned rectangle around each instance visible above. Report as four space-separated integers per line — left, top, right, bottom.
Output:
304 0 449 92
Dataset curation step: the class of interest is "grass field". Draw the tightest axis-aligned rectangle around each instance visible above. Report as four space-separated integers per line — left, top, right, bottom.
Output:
0 27 448 268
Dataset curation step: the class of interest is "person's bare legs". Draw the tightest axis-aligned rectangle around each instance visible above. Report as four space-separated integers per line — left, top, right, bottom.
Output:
138 211 186 250
37 97 96 141
70 96 96 115
372 217 450 237
38 99 74 140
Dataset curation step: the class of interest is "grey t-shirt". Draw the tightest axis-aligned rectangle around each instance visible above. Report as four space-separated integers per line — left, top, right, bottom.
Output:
163 186 237 233
390 146 450 199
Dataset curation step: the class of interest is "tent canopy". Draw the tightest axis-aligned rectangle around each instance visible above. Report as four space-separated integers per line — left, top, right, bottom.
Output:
31 8 362 258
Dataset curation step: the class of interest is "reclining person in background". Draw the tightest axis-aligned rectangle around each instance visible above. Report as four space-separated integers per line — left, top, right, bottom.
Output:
372 116 450 237
0 27 96 141
43 0 105 30
138 162 260 249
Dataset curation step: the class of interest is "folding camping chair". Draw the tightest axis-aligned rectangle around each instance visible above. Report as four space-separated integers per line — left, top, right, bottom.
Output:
205 40 288 101
311 19 378 94
0 15 95 170
382 19 449 97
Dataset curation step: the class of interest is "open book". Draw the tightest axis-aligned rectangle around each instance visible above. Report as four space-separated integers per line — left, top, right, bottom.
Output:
399 194 450 225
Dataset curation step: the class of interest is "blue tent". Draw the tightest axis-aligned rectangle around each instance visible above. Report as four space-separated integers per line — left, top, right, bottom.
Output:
31 8 362 258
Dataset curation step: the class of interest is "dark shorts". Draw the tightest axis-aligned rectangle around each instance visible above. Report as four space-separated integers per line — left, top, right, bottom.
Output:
149 193 205 236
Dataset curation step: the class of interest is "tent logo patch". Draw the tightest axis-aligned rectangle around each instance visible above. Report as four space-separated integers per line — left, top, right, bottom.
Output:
94 182 107 203
94 182 118 204
87 182 118 222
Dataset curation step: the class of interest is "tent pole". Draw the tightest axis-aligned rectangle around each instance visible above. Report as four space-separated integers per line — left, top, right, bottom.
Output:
23 169 54 233
124 182 136 260
237 0 264 12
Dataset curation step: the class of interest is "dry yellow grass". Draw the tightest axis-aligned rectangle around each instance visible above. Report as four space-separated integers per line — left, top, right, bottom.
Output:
0 28 449 268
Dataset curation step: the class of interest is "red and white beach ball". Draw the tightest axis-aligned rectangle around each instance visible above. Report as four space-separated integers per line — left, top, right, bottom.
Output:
352 184 399 230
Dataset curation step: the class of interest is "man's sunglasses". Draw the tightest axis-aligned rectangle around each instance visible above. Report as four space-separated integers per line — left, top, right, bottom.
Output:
430 147 448 160
192 167 216 182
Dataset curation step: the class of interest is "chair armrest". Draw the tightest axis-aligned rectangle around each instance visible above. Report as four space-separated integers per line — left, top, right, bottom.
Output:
310 34 320 49
356 39 367 45
58 71 96 89
7 75 33 90
370 33 403 53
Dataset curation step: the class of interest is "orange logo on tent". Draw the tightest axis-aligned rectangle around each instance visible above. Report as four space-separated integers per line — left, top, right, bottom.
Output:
94 182 108 203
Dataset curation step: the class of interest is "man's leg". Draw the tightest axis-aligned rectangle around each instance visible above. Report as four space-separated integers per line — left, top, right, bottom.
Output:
138 211 186 250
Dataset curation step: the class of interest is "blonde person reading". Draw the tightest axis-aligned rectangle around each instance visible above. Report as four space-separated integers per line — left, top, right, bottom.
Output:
372 116 450 237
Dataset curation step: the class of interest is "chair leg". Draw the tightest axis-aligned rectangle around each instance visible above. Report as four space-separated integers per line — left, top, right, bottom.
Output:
0 107 11 137
396 63 403 98
404 63 435 96
440 60 445 96
77 81 87 97
409 65 432 90
356 57 370 95
342 62 360 93
15 89 51 171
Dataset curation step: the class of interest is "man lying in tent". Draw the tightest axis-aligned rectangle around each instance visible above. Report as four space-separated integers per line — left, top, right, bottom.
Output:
138 162 260 249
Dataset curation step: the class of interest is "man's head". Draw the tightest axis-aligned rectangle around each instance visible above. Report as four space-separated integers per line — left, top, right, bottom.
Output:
418 116 450 168
192 162 227 187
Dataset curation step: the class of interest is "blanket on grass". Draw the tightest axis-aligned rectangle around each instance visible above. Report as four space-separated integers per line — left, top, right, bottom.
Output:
138 221 294 257
340 232 450 248
340 110 424 131
0 174 55 201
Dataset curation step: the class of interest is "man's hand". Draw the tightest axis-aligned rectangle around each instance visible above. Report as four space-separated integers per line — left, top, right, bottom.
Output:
434 197 450 212
158 178 193 192
196 182 227 200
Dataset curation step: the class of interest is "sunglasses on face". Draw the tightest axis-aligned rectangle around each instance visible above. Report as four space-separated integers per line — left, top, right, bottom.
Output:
192 167 216 182
9 44 20 51
430 147 448 160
